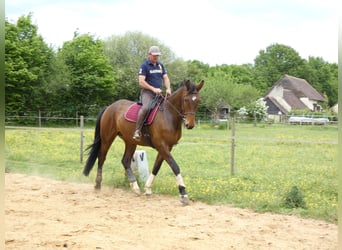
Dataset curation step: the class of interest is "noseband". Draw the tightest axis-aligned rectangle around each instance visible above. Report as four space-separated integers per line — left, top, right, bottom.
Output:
183 111 196 116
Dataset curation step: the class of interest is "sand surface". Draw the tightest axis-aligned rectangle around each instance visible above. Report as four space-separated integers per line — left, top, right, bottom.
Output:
5 173 337 249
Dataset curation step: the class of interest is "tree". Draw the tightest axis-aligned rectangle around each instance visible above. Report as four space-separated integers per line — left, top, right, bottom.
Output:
226 64 255 86
166 58 189 86
237 98 268 122
201 69 259 118
58 33 116 114
253 44 306 92
5 14 54 114
186 60 209 82
103 31 188 100
41 53 73 114
306 57 338 107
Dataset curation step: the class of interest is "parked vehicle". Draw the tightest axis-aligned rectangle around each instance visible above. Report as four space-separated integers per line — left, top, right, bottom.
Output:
288 116 329 125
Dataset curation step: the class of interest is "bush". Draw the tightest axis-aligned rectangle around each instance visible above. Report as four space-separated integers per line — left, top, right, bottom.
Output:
283 186 307 209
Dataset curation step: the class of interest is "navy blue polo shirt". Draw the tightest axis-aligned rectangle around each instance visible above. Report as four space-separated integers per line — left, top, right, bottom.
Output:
138 60 167 89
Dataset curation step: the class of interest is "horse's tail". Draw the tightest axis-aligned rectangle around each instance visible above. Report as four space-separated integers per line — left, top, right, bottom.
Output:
83 107 107 176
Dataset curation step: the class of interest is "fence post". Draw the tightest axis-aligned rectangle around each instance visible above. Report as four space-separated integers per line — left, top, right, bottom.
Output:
253 111 256 127
38 110 41 127
80 115 84 163
230 116 235 176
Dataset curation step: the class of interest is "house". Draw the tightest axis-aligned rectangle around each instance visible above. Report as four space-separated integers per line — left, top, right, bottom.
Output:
264 75 325 116
218 105 230 120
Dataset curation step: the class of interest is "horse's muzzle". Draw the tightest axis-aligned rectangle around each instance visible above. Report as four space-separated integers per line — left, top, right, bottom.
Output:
183 112 196 129
185 124 194 129
184 118 195 129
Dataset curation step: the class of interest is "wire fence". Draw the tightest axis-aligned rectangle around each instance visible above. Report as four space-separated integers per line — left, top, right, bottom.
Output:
5 110 338 128
5 111 97 127
6 112 337 167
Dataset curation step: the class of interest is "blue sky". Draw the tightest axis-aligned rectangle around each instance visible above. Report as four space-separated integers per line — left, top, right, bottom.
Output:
6 0 339 66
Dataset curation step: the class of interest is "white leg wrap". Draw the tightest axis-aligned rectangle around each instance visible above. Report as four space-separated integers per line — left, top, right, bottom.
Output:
130 181 140 195
144 174 155 195
145 174 155 188
176 174 185 187
145 187 152 195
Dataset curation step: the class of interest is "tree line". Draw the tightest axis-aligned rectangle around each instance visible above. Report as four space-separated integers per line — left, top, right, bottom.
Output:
5 14 338 119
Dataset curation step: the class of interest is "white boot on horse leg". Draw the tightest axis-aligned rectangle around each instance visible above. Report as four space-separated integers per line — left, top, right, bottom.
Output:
125 167 140 195
130 181 141 195
144 174 155 197
176 174 190 205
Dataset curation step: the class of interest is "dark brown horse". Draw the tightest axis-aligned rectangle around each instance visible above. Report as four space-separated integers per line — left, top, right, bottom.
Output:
83 79 204 205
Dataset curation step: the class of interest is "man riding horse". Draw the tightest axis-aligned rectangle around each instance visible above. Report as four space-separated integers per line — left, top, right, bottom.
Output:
83 45 204 205
133 46 172 141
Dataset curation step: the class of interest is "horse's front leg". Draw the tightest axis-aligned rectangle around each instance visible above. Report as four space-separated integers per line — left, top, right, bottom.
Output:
144 153 164 196
154 147 189 205
165 156 189 205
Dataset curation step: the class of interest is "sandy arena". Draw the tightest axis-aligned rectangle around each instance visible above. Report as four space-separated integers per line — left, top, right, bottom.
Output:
5 173 337 249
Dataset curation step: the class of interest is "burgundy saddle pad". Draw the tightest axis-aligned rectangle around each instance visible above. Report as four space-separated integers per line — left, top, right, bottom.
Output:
124 103 159 125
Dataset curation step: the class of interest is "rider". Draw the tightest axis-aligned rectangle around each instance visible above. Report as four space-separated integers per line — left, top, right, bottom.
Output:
133 46 172 141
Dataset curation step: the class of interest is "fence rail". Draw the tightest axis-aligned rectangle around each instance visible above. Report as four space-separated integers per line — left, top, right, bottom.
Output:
5 113 97 127
5 112 338 128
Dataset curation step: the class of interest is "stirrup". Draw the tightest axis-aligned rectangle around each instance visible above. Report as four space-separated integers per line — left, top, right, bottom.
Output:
133 130 141 141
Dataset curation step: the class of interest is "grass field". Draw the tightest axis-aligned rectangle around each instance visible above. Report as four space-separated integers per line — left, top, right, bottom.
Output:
5 123 337 223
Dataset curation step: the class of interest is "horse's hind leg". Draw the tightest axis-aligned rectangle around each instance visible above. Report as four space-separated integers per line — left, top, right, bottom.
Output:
121 143 140 194
95 137 115 189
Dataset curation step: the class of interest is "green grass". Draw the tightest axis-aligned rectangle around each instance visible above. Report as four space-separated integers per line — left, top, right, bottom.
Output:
5 124 337 223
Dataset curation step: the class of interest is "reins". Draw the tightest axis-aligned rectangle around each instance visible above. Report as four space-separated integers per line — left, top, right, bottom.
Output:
159 94 184 118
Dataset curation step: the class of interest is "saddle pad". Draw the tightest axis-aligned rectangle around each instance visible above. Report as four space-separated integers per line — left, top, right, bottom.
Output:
124 103 159 125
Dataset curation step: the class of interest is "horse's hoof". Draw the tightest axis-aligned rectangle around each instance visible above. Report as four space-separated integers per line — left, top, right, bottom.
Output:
145 193 152 198
144 187 152 196
131 187 141 195
180 195 190 206
130 182 141 195
132 189 141 195
94 185 101 190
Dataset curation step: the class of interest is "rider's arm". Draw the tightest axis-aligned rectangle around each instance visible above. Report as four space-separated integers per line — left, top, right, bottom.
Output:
138 75 161 94
163 74 171 91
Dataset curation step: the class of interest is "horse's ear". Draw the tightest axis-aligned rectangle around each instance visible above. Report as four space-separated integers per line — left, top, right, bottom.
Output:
185 80 191 90
196 80 204 91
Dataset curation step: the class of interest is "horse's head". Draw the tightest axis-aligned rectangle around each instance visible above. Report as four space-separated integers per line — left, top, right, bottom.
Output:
181 80 204 129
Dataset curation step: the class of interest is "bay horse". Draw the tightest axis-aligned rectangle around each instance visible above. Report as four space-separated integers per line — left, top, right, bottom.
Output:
83 79 204 205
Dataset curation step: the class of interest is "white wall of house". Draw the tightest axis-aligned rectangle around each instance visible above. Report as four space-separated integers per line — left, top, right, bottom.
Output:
268 114 281 123
331 104 338 113
300 97 314 110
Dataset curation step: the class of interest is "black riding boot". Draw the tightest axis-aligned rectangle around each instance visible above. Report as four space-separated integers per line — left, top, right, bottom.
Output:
133 108 148 141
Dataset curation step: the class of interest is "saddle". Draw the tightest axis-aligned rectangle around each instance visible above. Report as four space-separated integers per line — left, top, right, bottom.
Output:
124 96 163 125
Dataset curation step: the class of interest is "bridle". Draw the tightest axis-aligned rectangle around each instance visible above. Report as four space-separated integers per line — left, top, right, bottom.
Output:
160 92 198 118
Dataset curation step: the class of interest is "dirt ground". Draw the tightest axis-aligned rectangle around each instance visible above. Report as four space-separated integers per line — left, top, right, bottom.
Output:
5 173 338 250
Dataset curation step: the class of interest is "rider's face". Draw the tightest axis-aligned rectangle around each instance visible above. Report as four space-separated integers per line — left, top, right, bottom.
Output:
149 54 159 64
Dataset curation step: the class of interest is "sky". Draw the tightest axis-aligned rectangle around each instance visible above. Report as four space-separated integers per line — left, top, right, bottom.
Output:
6 0 339 66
